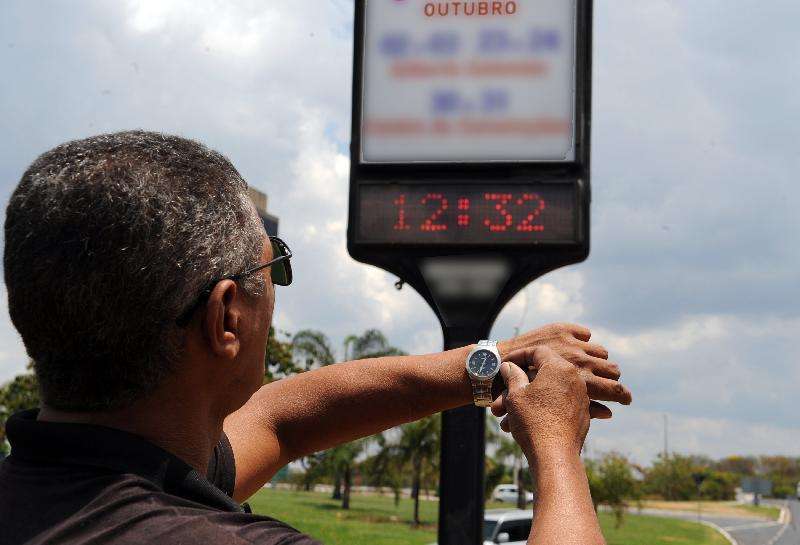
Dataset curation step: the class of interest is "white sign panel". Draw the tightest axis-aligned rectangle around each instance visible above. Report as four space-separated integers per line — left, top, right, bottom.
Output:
361 0 577 163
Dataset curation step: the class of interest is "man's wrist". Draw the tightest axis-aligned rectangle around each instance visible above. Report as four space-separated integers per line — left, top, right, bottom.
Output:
528 443 583 472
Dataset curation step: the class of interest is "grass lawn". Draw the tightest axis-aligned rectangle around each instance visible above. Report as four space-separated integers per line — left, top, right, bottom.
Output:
640 500 781 520
738 504 783 520
248 489 728 545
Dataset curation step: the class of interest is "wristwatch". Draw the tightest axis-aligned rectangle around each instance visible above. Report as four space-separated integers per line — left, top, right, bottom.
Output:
466 340 502 407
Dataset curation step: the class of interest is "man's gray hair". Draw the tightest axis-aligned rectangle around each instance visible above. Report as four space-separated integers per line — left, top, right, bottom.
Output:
4 131 266 411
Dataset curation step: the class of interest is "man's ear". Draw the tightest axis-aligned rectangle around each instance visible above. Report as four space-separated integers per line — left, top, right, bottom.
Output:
202 279 241 360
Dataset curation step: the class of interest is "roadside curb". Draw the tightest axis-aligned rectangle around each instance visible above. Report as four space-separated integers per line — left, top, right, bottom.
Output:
700 520 738 545
765 504 790 545
777 504 790 525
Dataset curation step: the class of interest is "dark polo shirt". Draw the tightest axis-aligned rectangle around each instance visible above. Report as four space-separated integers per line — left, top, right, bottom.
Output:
0 410 320 545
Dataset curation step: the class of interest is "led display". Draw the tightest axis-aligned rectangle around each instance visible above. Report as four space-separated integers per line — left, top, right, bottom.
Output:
356 183 577 244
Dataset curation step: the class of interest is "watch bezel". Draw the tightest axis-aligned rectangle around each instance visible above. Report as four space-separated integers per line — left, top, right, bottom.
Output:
465 345 501 381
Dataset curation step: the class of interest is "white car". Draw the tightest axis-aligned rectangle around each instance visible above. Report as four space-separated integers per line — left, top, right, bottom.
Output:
429 509 533 545
492 484 534 504
483 509 533 544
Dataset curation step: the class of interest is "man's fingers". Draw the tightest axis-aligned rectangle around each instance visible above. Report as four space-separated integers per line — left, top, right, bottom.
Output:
585 374 633 405
589 401 612 419
500 361 529 391
503 347 534 370
578 341 609 360
566 323 592 342
582 356 621 380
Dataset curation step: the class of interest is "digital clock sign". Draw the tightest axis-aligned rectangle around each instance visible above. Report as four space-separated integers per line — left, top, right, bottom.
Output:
360 0 578 163
356 183 578 244
348 2 592 543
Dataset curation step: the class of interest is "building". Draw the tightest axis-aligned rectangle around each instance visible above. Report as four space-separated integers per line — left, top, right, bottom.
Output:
247 187 279 237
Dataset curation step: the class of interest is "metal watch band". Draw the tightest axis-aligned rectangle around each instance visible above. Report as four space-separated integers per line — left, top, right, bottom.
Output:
470 340 498 407
471 379 493 407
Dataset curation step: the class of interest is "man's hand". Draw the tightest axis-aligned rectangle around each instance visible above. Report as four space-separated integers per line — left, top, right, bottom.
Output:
498 323 631 419
493 348 591 461
495 347 608 545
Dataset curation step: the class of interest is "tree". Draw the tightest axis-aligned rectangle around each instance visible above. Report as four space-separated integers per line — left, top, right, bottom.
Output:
587 453 639 528
487 413 531 510
0 363 40 455
484 455 510 504
496 436 529 509
714 455 756 477
343 329 405 360
698 471 737 500
362 434 407 507
264 327 299 381
759 456 800 498
398 416 440 526
644 453 698 501
371 416 440 526
291 329 405 509
291 329 336 369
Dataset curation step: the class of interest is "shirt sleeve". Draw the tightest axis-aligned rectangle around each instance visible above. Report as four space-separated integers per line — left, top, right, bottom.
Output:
207 432 237 498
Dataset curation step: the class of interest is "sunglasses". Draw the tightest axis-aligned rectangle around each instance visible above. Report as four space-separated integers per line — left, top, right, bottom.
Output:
175 236 292 327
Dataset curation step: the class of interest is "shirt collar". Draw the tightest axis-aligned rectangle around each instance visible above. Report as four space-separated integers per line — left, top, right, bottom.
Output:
5 409 243 513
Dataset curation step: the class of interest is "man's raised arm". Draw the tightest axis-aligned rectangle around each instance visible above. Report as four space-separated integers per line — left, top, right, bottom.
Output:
223 323 630 501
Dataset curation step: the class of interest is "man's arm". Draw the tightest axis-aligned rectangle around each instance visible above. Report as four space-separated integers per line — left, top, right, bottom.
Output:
494 351 606 545
223 323 630 501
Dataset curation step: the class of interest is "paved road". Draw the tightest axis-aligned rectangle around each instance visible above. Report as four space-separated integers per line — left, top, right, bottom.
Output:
631 500 798 545
767 499 798 545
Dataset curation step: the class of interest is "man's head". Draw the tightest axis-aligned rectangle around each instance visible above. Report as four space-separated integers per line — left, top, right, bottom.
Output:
4 131 272 413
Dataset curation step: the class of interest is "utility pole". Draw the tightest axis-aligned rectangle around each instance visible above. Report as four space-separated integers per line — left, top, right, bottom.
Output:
663 414 669 458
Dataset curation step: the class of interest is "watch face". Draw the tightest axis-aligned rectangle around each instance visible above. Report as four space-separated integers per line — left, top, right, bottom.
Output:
468 349 500 378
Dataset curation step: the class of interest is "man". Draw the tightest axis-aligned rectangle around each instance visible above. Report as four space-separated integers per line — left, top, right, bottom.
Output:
0 131 631 545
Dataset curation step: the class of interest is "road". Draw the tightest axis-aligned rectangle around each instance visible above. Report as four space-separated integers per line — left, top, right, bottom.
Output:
630 500 798 545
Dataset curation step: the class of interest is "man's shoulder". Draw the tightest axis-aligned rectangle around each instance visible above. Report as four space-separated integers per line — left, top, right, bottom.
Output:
86 496 323 545
1 463 321 545
76 483 323 545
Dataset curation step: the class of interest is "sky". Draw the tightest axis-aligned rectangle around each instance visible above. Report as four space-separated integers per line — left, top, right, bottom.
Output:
0 0 798 465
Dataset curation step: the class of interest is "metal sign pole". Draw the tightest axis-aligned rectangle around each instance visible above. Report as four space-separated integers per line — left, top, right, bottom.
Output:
439 326 490 545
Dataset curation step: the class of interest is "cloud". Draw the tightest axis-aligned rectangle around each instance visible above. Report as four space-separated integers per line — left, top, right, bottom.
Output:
588 408 800 463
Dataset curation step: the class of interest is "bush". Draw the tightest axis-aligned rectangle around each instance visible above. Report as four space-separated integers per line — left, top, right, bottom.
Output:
587 453 639 528
643 454 697 501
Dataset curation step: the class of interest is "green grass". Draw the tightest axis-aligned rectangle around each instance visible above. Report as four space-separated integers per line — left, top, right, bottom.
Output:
739 504 782 520
248 489 728 545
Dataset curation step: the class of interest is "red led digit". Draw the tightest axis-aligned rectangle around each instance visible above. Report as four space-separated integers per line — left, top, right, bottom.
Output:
457 197 470 227
515 193 546 232
483 193 514 232
420 193 449 232
393 194 410 231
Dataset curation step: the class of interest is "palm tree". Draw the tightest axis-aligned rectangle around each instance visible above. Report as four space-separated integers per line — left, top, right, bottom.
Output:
343 329 406 360
362 434 406 507
400 416 440 526
495 436 529 510
487 413 529 509
292 329 336 369
291 328 405 509
372 416 440 526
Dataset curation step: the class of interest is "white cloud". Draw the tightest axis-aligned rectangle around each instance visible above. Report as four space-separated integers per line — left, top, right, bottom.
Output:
589 407 800 464
492 269 585 339
595 315 730 362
